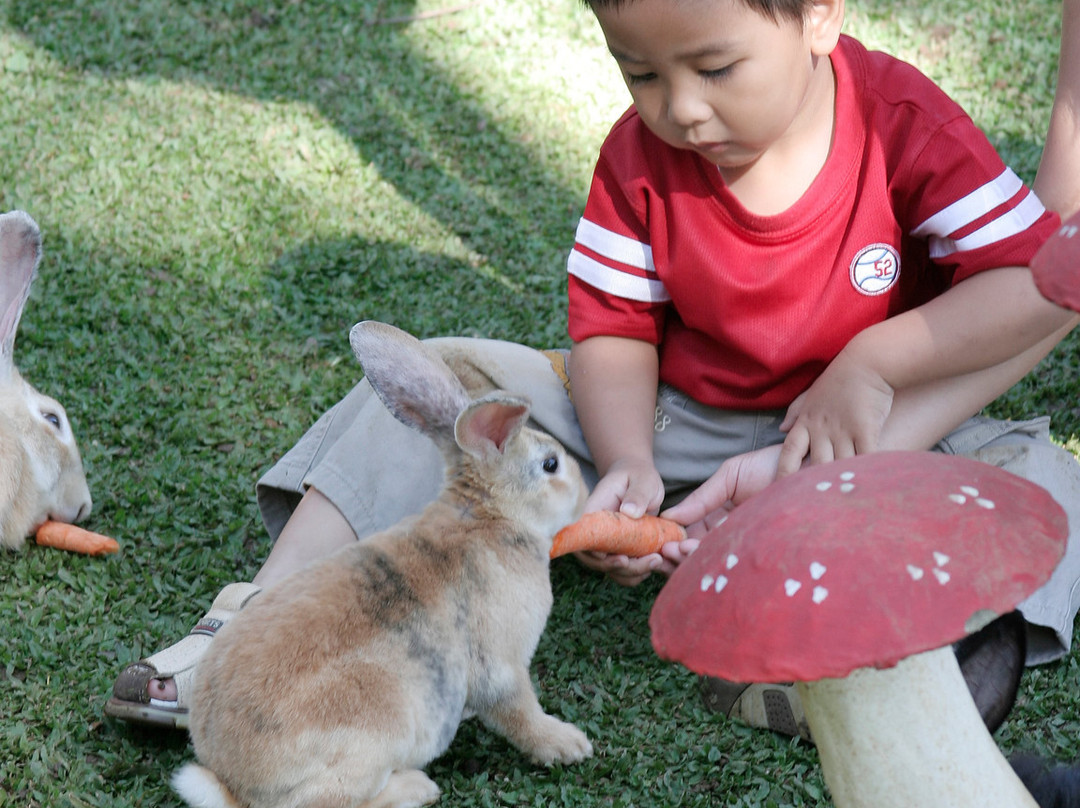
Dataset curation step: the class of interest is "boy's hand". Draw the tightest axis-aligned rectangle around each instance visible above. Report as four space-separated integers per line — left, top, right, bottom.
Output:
573 537 700 586
575 457 668 586
584 456 664 517
589 446 785 585
777 352 894 476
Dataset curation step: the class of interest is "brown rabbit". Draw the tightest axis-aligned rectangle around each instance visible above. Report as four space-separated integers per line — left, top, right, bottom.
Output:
0 210 92 549
173 321 592 808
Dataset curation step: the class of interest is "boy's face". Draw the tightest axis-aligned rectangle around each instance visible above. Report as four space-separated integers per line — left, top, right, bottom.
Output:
593 0 836 173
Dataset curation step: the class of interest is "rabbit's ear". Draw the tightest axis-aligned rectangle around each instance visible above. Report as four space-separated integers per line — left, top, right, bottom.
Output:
454 394 530 461
349 321 470 445
0 211 42 379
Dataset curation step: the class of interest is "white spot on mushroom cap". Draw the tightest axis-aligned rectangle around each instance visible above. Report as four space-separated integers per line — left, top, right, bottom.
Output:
701 574 728 593
904 551 952 585
948 487 996 510
693 468 979 610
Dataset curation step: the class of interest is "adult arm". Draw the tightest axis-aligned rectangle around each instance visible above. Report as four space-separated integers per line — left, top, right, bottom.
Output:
1035 0 1080 219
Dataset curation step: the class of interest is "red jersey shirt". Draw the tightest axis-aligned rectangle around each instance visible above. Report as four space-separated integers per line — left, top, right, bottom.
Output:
567 35 1059 410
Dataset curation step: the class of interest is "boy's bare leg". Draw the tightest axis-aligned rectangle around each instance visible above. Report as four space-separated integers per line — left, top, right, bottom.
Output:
146 487 356 702
252 487 357 587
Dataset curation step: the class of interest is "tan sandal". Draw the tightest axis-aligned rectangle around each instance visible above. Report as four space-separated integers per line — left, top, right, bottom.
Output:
103 582 261 730
700 678 812 741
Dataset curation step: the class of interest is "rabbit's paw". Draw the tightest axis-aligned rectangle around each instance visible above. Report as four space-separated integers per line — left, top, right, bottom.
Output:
372 769 441 808
527 717 593 766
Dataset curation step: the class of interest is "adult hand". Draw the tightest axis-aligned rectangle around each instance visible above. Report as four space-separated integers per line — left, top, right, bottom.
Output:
662 444 783 536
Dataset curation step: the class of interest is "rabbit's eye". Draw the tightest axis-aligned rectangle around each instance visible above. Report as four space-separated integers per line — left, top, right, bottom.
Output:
542 455 559 474
42 411 61 430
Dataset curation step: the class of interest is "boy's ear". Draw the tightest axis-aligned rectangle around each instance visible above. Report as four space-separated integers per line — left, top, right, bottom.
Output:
807 0 844 56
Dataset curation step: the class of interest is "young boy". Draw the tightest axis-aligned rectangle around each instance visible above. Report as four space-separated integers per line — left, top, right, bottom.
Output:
557 0 1080 735
568 0 1075 588
107 0 1080 737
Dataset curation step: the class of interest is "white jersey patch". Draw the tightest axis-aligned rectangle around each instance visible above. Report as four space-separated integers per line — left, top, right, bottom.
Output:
849 243 900 296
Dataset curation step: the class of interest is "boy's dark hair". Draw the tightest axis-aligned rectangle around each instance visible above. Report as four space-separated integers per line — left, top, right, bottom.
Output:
583 0 814 25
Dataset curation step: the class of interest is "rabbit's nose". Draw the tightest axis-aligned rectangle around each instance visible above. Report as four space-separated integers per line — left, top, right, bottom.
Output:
54 500 92 525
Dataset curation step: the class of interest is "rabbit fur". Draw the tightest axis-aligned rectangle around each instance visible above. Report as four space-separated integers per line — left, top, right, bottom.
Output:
174 321 592 808
0 210 91 549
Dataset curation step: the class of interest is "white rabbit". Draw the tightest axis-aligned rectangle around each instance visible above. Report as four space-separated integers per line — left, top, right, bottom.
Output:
0 210 92 549
174 320 592 808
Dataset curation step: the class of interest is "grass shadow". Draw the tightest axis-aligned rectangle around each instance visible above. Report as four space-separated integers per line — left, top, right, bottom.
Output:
5 0 591 291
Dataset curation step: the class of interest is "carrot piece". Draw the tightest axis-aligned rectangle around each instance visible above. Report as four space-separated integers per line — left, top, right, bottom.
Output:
550 511 687 559
35 521 120 556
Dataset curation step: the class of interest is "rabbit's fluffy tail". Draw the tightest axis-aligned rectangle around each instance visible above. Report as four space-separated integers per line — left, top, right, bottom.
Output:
173 763 243 808
1012 755 1080 808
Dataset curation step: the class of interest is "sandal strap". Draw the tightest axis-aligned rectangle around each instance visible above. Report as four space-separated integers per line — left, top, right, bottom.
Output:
143 582 261 678
190 616 227 637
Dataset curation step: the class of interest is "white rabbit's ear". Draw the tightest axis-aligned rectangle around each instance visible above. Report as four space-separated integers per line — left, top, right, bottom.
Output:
0 211 42 380
454 394 530 461
349 320 470 447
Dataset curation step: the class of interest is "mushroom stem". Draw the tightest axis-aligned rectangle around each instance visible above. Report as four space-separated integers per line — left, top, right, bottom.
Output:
798 646 1037 807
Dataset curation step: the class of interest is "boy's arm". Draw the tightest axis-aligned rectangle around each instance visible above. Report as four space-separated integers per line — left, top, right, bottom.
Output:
778 266 1079 472
569 335 664 516
667 326 1073 528
852 1 1080 463
568 335 678 585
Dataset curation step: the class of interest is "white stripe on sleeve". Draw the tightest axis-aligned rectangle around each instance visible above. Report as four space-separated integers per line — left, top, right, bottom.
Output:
567 250 671 303
574 218 655 271
911 168 1026 240
927 189 1046 259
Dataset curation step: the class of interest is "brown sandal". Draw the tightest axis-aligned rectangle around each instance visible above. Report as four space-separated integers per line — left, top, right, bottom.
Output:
103 582 261 729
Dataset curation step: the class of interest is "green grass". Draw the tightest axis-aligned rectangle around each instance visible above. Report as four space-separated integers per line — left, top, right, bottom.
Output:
0 0 1077 806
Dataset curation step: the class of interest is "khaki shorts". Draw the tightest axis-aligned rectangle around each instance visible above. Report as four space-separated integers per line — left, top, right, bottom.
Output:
258 337 1080 664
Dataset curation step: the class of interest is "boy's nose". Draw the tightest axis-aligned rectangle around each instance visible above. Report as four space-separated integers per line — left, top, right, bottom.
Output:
666 85 711 129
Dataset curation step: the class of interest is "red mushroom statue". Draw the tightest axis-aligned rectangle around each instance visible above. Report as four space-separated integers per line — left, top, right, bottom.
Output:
651 451 1068 807
1031 209 1080 311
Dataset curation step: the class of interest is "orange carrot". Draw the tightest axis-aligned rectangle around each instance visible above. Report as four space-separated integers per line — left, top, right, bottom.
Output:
550 511 687 559
35 521 120 556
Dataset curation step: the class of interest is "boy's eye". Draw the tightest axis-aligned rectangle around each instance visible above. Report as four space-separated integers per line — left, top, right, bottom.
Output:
625 71 657 86
700 64 734 81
